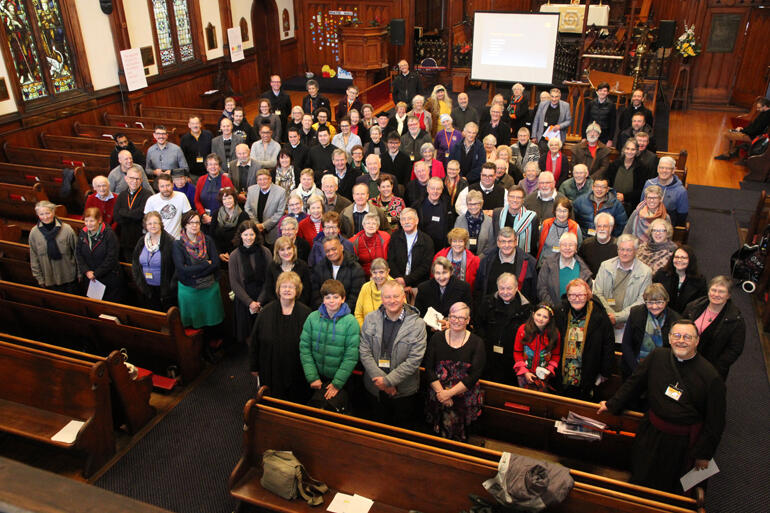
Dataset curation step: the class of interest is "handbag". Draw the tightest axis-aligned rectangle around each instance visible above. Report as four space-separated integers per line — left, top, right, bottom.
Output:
261 450 328 506
308 384 350 414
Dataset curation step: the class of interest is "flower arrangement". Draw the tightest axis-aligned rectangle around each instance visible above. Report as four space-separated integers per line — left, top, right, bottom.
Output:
674 24 701 59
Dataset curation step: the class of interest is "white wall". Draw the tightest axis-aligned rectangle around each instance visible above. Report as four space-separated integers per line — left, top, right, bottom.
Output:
0 47 18 115
74 0 120 90
275 0 295 40
124 0 159 77
198 0 224 60
230 0 254 50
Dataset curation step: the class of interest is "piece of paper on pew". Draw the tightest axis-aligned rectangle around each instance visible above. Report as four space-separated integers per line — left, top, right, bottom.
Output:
327 492 373 513
555 411 607 441
51 420 85 444
680 459 719 492
423 307 445 331
87 279 106 300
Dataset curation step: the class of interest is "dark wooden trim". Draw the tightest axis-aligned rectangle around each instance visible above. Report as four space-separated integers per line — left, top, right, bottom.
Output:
108 0 132 82
188 0 206 63
279 37 297 47
59 0 93 92
218 0 233 58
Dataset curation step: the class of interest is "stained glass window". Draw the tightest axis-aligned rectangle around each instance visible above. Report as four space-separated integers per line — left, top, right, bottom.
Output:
0 0 47 100
31 0 76 94
150 0 196 69
152 0 175 66
172 0 193 62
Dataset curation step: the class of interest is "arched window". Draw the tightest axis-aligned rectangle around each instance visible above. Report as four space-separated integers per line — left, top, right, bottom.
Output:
149 0 197 69
0 0 80 102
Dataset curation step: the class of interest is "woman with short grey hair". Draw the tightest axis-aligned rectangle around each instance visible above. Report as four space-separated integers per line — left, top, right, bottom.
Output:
29 200 79 293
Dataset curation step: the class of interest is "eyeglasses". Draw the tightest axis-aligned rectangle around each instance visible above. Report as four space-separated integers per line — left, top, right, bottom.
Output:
645 300 666 306
187 220 201 225
672 255 688 260
567 293 587 299
651 228 667 233
670 333 696 341
448 315 468 322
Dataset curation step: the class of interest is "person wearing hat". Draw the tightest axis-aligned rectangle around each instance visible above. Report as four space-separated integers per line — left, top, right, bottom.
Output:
376 111 397 138
172 167 196 207
572 122 612 179
434 113 462 168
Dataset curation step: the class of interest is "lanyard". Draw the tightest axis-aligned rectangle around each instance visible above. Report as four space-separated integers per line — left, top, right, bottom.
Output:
444 129 454 149
126 186 143 209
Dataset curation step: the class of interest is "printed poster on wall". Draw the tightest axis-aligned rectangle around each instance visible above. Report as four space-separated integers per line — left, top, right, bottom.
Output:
120 48 147 92
228 27 245 62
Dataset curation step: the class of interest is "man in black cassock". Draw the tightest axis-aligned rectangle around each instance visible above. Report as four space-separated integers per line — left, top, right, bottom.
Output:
598 319 725 493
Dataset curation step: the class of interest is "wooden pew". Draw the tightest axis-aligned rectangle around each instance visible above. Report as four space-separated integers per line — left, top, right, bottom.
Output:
0 219 21 242
745 190 769 245
0 280 203 383
0 181 64 220
73 121 177 144
138 104 222 129
40 132 149 155
230 396 702 513
0 161 90 212
0 331 154 434
3 143 111 180
103 112 191 136
0 337 115 477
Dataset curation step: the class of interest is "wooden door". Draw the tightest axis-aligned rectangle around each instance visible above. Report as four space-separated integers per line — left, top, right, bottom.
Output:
251 0 281 89
731 8 770 107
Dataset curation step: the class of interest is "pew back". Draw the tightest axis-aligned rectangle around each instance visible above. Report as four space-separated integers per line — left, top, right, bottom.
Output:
103 113 191 136
138 104 222 128
40 132 149 155
4 143 111 180
0 162 90 212
73 122 177 144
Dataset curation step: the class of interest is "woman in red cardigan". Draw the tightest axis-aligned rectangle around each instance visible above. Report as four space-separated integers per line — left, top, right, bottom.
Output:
297 195 325 246
433 227 480 291
538 137 571 187
349 212 390 276
513 304 561 390
536 197 582 262
410 142 446 180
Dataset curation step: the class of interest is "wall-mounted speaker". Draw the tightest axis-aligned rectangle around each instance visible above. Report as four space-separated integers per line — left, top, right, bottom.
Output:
100 0 113 15
390 19 405 46
659 20 676 49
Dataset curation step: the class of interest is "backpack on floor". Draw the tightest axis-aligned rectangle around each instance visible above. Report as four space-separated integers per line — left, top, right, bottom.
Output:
730 224 770 292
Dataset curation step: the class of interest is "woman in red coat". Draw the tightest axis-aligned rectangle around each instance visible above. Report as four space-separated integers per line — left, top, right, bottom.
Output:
433 227 480 291
513 304 561 390
349 212 390 277
297 195 325 247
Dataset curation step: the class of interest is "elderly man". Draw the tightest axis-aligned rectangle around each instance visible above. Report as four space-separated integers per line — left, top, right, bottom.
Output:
302 79 331 122
618 88 654 132
400 116 431 162
415 177 449 252
108 150 151 194
537 232 593 305
342 182 389 236
559 163 593 202
494 158 516 189
321 173 353 230
598 319 725 493
475 226 537 301
616 111 655 151
283 127 310 170
404 159 430 207
578 212 618 275
143 173 191 238
523 171 566 223
325 149 357 200
479 103 512 148
114 166 153 260
641 157 688 226
492 185 539 256
211 118 244 167
359 280 427 428
392 59 420 106
227 143 259 201
245 169 288 245
455 161 505 216
357 153 396 198
574 177 628 237
387 207 434 289
109 132 146 170
308 211 355 266
451 92 480 132
581 82 616 145
311 236 365 309
592 234 653 342
449 122 485 183
510 127 540 173
250 124 281 171
146 125 188 178
572 122 611 178
84 176 116 227
179 116 213 179
531 87 572 147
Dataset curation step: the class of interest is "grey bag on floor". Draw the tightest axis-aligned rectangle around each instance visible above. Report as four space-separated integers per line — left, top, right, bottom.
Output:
482 452 573 512
261 450 328 506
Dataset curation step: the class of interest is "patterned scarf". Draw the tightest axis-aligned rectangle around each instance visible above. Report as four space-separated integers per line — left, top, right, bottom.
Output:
217 203 243 229
465 211 483 240
275 166 295 194
499 203 537 253
181 230 207 261
631 201 668 242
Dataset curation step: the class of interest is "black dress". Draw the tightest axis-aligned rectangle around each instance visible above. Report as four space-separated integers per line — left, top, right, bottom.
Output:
260 259 313 307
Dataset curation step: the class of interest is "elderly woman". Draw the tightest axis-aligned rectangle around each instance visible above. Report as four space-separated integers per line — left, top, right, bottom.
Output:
132 211 175 311
483 134 498 162
455 189 494 256
350 212 390 277
443 159 468 211
495 145 523 182
518 161 540 195
473 272 532 385
408 95 432 135
194 153 235 230
371 174 405 232
29 201 79 293
537 197 583 262
210 187 250 262
228 219 272 344
354 257 393 326
555 278 614 400
295 168 324 210
434 228 481 290
606 138 651 215
410 142 445 180
251 271 312 402
636 218 677 274
514 304 561 390
277 194 307 235
253 98 282 141
349 108 367 143
416 257 473 329
274 150 299 195
361 103 375 130
262 235 312 308
510 127 540 173
76 207 124 302
425 301 486 441
507 83 530 135
683 275 746 379
624 185 670 243
425 85 453 135
537 232 592 305
173 210 224 340
620 283 681 379
652 244 707 314
297 194 325 245
393 101 409 136
332 116 362 159
538 137 571 187
364 126 386 157
84 175 117 229
434 114 462 167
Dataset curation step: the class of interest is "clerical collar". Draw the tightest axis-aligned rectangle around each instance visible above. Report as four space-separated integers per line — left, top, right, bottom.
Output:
675 353 696 362
480 183 495 193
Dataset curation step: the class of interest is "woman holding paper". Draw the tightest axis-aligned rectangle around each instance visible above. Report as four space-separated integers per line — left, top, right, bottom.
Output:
76 207 124 303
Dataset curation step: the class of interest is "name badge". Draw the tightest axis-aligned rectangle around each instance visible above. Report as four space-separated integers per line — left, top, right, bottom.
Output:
378 359 391 369
386 216 393 223
552 245 560 252
431 216 441 222
445 152 450 158
665 384 682 401
410 154 415 161
144 272 154 280
493 345 504 354
606 298 616 306
469 238 477 246
587 228 596 236
196 157 203 163
275 110 281 116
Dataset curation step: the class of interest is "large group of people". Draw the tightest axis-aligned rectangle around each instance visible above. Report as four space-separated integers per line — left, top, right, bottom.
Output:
24 68 747 495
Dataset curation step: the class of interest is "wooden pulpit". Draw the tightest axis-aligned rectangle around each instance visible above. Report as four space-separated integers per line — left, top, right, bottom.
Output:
339 24 388 91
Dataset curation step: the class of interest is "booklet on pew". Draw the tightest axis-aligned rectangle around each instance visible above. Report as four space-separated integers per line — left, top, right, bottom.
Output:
327 493 373 513
555 411 607 441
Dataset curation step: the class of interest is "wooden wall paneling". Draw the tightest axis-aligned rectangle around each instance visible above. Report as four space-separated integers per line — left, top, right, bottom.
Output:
279 39 301 79
251 0 281 90
731 7 770 108
219 0 234 58
489 0 532 12
59 0 93 92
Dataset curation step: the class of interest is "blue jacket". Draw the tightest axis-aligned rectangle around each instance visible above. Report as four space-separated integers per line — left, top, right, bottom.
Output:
573 190 628 237
449 138 485 183
308 231 355 267
642 176 689 226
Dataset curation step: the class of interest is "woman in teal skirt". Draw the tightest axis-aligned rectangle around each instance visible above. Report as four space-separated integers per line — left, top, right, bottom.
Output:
173 210 225 349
